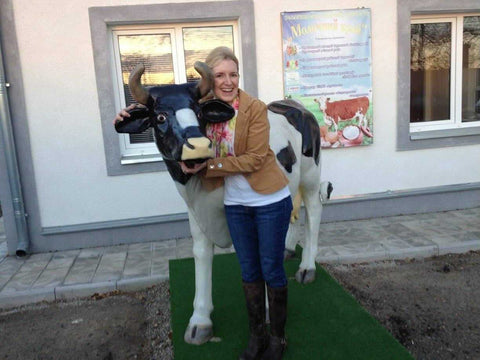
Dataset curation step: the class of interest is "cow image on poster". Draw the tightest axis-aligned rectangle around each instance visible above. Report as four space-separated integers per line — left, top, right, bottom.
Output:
315 96 370 131
114 62 332 345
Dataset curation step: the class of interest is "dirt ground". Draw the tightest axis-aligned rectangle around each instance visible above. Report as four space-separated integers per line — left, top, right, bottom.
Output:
325 250 480 360
1 251 479 360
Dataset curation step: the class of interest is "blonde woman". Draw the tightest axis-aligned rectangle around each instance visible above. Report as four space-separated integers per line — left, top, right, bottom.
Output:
181 47 292 360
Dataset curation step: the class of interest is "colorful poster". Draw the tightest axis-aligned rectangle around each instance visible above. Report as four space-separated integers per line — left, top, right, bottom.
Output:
281 9 373 148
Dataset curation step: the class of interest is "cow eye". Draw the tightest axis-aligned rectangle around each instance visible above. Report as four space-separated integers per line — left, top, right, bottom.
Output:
157 113 167 123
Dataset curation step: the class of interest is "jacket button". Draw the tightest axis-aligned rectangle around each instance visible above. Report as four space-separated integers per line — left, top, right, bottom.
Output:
217 163 223 168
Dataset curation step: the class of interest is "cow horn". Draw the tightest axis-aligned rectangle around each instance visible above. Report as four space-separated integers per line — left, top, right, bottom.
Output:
129 64 150 105
194 61 214 98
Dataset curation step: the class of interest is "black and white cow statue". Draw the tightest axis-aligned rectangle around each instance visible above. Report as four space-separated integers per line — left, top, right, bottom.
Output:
115 62 331 345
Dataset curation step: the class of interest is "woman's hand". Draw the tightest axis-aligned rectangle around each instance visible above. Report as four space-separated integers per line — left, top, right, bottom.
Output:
112 104 138 125
179 161 207 175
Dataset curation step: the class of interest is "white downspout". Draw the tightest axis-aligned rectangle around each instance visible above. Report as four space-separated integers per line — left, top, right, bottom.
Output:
0 43 29 257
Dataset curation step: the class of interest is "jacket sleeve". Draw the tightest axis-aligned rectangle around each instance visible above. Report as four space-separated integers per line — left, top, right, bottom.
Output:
204 99 270 177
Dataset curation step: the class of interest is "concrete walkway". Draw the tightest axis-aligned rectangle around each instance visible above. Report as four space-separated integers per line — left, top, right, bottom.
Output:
1 207 479 309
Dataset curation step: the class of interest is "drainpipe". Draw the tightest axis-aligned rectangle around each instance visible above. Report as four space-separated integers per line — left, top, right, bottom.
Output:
0 42 29 257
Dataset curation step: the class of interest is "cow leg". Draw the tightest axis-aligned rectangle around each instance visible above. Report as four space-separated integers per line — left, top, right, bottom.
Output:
184 212 215 345
284 189 302 260
296 163 323 284
333 118 340 132
357 112 366 128
284 222 301 260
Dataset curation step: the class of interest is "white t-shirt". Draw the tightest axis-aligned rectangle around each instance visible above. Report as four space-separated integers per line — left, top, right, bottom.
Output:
224 174 290 206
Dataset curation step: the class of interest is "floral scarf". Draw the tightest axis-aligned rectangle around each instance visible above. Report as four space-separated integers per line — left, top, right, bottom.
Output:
205 97 239 158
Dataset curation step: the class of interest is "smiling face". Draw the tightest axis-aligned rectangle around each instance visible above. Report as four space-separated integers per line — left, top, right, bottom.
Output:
212 59 239 105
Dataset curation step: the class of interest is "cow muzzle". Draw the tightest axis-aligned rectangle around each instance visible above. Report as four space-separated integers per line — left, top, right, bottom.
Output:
182 137 214 160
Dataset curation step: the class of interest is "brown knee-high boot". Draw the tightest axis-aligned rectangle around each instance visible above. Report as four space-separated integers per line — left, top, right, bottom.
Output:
261 285 288 360
239 281 269 360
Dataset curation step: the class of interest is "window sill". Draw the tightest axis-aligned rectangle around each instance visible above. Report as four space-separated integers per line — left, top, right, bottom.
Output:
410 126 480 140
107 154 167 176
120 154 163 165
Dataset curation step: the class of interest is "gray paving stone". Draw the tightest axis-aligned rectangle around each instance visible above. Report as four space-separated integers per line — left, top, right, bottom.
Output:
153 246 176 260
63 256 100 285
92 252 127 282
45 255 76 270
0 259 26 288
25 253 53 262
31 268 70 289
153 239 176 250
381 222 421 239
122 253 151 279
379 238 412 251
78 247 105 258
53 250 81 258
316 246 340 263
104 244 128 254
401 236 437 248
402 219 464 236
0 271 40 294
151 258 169 276
15 257 50 274
176 238 194 259
0 257 25 274
128 242 153 253
0 273 14 290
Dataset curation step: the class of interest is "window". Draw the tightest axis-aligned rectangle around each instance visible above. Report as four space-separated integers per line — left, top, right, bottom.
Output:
410 15 480 134
111 23 238 164
89 1 257 175
397 0 480 151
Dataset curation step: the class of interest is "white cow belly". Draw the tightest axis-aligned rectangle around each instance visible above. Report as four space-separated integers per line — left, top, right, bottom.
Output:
176 177 232 248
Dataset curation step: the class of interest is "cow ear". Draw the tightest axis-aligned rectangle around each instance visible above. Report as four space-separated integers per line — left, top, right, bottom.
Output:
114 106 152 134
198 99 235 123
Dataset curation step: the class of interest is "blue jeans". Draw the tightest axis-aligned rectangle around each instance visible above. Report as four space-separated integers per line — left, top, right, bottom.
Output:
225 196 293 288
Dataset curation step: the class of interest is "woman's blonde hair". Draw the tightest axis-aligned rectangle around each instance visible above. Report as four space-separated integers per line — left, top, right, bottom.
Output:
205 46 239 70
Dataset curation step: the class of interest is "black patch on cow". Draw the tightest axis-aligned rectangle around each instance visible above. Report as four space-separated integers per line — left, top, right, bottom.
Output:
268 99 320 165
276 141 297 173
164 159 192 185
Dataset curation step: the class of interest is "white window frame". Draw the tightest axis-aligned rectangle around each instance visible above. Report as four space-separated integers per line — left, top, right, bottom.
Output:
410 14 480 134
89 1 258 175
111 21 241 164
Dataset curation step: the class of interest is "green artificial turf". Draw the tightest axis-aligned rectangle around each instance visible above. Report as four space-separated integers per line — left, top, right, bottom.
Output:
170 250 413 360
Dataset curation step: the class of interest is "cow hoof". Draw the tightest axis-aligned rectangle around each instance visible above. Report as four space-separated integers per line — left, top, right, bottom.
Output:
295 268 316 284
184 324 214 345
284 249 296 260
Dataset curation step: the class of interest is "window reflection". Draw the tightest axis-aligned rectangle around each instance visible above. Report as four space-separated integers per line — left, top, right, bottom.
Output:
462 16 480 122
118 34 174 143
410 22 451 123
183 26 234 82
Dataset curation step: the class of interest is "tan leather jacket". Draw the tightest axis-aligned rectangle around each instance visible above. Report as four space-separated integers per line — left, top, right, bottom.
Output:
202 89 289 194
